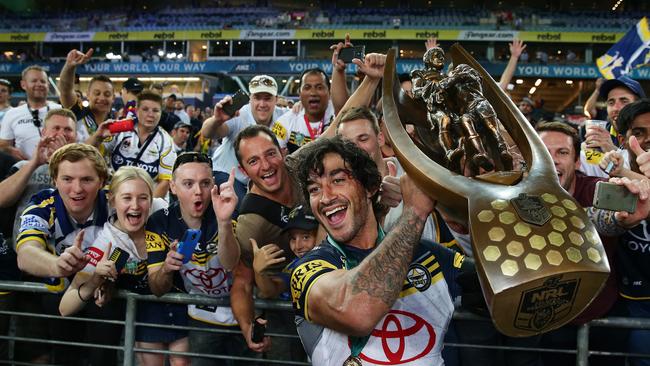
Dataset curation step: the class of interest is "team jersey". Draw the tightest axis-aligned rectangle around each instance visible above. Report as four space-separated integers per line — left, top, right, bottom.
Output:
103 125 176 181
16 188 109 292
81 218 150 294
291 237 463 366
0 102 62 159
270 102 335 154
71 103 115 143
145 201 236 325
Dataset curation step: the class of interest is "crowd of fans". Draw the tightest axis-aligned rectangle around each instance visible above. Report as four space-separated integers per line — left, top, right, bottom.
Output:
0 4 644 33
0 35 648 366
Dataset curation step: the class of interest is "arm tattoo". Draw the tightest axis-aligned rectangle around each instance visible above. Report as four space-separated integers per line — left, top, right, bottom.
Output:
587 207 627 237
349 207 425 305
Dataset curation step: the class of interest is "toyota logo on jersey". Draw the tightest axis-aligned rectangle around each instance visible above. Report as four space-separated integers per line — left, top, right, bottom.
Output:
358 309 436 365
183 268 229 295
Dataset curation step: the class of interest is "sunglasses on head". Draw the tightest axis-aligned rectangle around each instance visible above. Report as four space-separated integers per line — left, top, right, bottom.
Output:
31 109 41 128
249 77 276 88
172 152 212 172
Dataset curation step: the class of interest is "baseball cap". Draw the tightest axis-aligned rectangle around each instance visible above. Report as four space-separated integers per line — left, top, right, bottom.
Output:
599 76 646 99
122 77 144 93
167 93 177 100
248 75 278 96
173 121 192 130
519 97 534 106
172 152 212 173
282 205 318 233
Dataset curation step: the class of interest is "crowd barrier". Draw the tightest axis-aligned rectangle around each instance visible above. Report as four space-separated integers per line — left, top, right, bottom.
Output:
0 280 648 366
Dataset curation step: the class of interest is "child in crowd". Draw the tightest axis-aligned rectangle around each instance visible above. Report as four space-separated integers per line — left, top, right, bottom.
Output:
252 205 319 299
58 166 188 366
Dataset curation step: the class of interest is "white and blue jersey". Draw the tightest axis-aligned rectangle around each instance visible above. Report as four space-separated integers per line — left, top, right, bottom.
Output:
103 126 176 181
16 188 109 292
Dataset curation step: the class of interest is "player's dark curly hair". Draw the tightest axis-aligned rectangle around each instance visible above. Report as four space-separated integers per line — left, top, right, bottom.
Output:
294 136 383 214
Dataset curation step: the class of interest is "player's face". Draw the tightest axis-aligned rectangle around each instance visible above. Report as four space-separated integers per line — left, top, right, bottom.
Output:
306 153 373 245
337 119 384 168
137 100 162 131
88 80 114 115
238 133 287 195
54 159 103 221
250 92 277 125
289 229 317 258
539 131 579 194
299 72 329 119
112 178 151 234
171 162 214 220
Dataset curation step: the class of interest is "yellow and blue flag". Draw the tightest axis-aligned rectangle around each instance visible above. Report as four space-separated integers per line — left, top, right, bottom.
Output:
597 17 650 79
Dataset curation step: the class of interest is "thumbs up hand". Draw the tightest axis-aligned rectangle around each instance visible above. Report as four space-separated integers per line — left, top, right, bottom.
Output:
630 136 650 178
379 160 402 209
55 229 90 278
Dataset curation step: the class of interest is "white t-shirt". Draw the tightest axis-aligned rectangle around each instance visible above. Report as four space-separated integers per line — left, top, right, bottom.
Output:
0 102 62 159
270 101 335 153
579 145 630 179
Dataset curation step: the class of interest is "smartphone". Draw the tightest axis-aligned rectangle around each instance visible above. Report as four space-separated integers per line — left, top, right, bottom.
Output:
221 90 250 117
593 181 638 213
177 229 202 264
107 119 135 134
109 247 131 273
251 313 266 343
338 45 366 63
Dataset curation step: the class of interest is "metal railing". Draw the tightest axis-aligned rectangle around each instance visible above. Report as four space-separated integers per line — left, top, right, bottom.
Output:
0 280 648 365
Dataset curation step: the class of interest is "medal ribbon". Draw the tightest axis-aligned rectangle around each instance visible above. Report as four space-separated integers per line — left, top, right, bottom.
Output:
303 114 324 140
326 227 385 361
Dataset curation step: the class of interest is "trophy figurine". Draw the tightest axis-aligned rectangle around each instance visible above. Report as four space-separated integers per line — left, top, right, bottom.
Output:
382 45 610 337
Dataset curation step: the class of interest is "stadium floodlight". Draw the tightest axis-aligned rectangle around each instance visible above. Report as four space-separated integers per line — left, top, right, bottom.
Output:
566 80 574 85
534 79 542 87
515 79 524 85
158 49 165 57
177 53 183 59
529 86 537 94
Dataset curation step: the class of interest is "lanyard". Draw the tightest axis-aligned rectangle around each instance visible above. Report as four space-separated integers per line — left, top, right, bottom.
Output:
326 227 385 359
303 114 324 140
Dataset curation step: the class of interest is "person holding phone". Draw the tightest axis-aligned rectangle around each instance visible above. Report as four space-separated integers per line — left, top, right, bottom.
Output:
146 152 244 365
589 99 650 366
87 90 177 199
201 74 287 210
58 166 179 365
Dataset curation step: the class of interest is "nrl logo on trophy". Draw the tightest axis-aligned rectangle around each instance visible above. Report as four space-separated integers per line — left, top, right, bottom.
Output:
382 45 610 337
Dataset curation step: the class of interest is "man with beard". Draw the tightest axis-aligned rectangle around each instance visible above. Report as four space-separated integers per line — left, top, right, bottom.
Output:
289 136 462 365
58 48 116 142
0 66 61 160
271 68 335 154
147 152 242 365
201 75 286 206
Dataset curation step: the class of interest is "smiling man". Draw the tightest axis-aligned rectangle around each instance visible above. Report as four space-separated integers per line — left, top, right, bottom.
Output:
290 136 462 366
0 66 62 160
201 75 286 207
271 68 335 154
58 48 115 142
